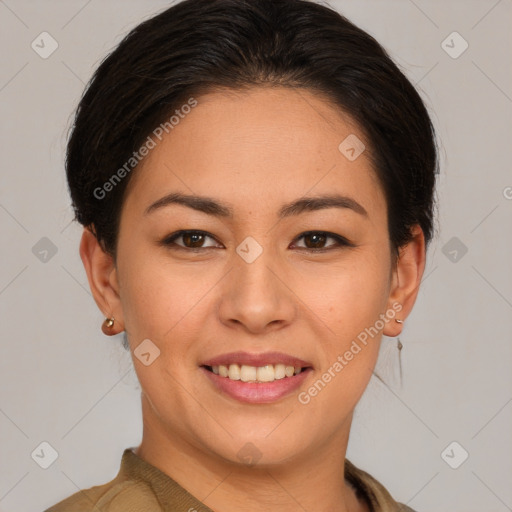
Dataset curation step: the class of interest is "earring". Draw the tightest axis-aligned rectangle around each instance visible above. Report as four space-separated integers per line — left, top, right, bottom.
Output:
395 318 404 385
397 337 403 384
102 316 116 336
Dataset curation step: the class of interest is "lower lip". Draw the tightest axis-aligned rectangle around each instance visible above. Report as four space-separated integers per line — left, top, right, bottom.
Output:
201 366 312 404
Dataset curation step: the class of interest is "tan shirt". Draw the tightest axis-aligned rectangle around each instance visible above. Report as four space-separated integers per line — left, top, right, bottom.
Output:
45 448 417 512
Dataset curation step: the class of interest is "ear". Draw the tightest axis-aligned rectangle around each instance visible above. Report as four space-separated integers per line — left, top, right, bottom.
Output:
79 226 124 335
383 225 426 337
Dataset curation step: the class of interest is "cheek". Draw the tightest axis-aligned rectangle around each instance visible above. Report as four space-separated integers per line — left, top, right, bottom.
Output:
117 244 203 340
298 257 390 415
118 252 208 413
116 248 220 401
298 250 391 339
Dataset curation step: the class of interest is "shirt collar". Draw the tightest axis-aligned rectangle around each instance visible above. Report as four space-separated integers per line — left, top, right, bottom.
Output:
118 447 401 512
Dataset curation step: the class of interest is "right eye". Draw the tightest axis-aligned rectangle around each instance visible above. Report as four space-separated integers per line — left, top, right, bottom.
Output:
161 230 222 251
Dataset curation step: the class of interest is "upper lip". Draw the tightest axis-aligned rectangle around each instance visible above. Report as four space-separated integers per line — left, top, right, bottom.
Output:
201 351 313 369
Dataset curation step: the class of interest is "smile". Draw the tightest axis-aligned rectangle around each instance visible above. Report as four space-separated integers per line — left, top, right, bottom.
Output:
201 365 313 404
204 363 306 383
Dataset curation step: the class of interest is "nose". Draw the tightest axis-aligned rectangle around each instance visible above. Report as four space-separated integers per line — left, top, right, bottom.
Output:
217 250 297 335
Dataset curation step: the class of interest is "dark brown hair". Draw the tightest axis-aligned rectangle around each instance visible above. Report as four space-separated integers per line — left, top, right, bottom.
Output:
66 0 438 262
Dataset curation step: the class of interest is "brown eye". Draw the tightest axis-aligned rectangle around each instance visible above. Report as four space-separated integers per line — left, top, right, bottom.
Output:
303 232 328 249
162 230 352 253
293 231 352 251
162 230 220 250
182 232 206 248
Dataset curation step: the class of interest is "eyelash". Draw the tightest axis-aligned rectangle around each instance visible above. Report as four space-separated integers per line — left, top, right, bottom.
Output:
160 230 353 253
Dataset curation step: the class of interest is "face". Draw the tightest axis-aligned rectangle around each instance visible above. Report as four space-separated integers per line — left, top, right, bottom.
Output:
83 86 424 467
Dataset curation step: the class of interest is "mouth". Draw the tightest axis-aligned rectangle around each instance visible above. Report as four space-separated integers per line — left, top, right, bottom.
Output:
201 363 311 383
199 352 313 404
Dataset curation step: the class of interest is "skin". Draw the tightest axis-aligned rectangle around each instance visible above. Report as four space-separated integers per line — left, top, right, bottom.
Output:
80 86 425 512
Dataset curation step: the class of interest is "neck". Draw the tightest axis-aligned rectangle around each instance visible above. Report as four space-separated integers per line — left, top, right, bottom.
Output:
135 393 364 512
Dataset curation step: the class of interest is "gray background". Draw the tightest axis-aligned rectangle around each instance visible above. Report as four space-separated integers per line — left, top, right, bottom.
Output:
1 1 511 511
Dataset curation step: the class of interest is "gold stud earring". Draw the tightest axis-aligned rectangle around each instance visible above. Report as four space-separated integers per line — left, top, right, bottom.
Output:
104 317 115 328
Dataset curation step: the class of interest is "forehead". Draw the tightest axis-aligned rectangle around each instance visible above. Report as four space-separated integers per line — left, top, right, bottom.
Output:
122 86 385 219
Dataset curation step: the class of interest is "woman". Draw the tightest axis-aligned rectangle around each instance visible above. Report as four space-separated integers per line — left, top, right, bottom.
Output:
46 0 438 510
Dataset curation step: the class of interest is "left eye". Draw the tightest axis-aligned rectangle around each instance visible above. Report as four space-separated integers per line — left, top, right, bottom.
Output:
161 230 351 252
292 231 351 251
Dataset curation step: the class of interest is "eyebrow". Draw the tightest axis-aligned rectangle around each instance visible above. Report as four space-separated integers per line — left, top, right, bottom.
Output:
144 192 368 218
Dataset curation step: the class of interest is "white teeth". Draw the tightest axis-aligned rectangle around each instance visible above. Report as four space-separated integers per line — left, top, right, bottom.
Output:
228 364 241 380
211 363 305 382
240 365 257 382
274 364 286 380
257 365 274 382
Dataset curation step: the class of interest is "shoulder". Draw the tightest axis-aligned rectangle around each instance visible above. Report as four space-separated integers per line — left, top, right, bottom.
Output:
44 478 162 512
345 458 418 512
